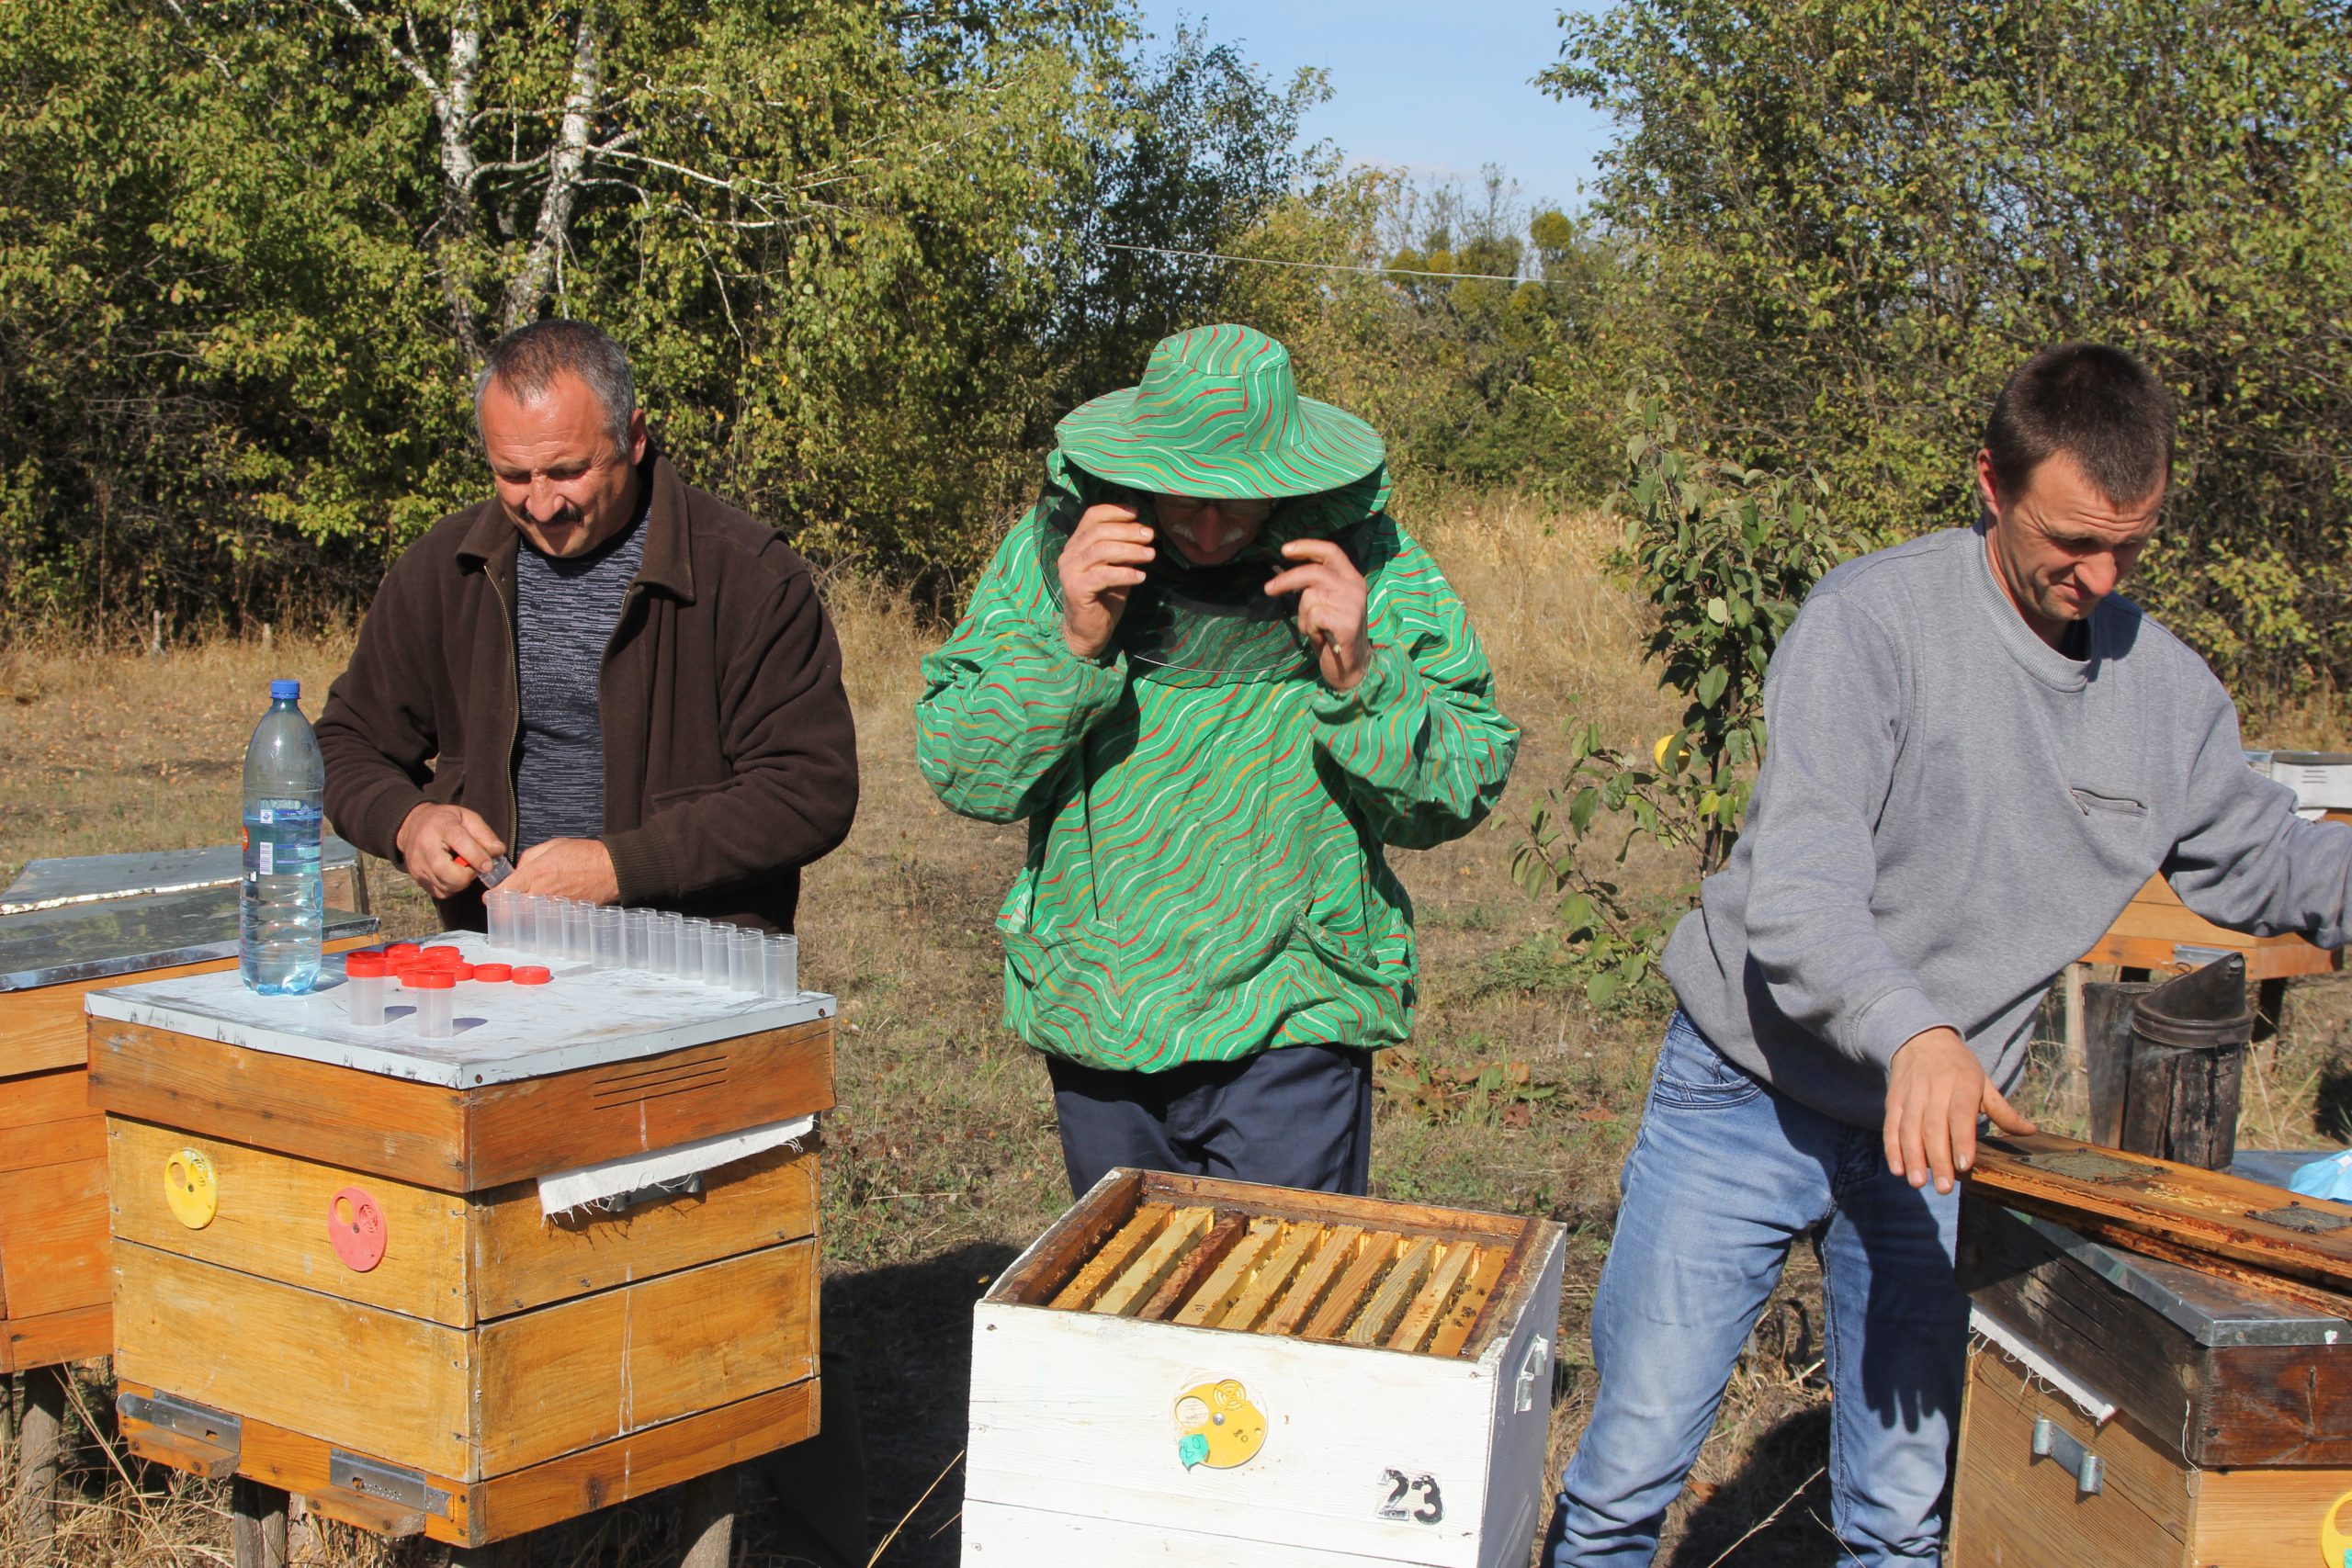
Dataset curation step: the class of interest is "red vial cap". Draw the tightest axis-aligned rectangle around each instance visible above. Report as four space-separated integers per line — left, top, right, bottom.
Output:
404 970 455 989
474 964 513 983
511 965 552 986
344 952 388 978
446 963 477 981
386 942 421 960
421 946 463 965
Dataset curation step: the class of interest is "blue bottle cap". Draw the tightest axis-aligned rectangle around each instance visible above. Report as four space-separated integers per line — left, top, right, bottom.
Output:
270 679 300 701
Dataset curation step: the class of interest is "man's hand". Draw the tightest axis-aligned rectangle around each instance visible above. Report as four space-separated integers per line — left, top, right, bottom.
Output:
1263 537 1372 692
1884 1026 2037 1194
502 838 620 904
1059 502 1154 660
396 803 507 899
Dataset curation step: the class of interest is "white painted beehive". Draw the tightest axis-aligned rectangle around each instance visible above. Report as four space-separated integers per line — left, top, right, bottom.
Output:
964 1168 1566 1567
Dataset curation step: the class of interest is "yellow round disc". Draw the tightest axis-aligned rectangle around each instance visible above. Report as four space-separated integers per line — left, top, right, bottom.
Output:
1172 1378 1267 1471
2320 1489 2352 1567
163 1149 219 1230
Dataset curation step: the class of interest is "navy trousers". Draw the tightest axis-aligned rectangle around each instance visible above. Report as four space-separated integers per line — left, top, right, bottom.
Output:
1045 1042 1374 1199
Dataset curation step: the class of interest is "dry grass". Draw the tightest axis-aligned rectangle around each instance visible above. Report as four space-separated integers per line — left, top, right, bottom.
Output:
6 497 2351 1566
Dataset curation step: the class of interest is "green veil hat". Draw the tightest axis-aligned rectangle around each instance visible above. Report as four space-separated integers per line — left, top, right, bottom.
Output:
1055 323 1385 498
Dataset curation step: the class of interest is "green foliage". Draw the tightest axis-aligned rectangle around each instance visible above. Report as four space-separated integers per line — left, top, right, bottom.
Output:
1543 0 2352 694
1224 168 1637 506
1512 394 1855 1009
0 1 1323 630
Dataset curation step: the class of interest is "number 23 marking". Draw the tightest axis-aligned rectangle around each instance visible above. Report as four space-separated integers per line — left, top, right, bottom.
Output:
1376 1468 1443 1524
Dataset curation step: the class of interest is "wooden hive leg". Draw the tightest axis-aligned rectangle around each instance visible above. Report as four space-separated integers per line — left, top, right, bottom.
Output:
230 1477 288 1568
677 1464 741 1568
14 1364 67 1565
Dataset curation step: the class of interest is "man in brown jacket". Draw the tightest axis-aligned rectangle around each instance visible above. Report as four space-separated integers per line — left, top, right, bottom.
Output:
319 319 857 931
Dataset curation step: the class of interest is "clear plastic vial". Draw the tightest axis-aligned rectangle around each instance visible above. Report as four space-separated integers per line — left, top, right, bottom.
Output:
406 969 454 1038
241 679 326 994
344 950 389 1026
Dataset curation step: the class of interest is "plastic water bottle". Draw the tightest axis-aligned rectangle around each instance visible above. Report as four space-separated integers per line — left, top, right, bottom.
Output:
241 679 326 994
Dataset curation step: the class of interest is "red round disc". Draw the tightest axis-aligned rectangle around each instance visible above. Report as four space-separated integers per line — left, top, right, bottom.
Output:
512 965 552 986
327 1186 388 1272
474 964 513 983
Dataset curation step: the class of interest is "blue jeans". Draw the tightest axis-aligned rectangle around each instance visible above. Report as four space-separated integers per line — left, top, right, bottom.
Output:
1544 1012 1963 1566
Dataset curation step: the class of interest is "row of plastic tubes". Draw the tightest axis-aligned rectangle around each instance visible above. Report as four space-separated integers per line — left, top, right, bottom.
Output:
484 890 799 996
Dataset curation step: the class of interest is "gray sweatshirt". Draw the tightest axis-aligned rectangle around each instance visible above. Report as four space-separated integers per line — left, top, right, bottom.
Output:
1663 525 2352 1129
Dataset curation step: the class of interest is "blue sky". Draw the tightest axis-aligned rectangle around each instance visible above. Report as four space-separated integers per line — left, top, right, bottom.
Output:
1130 3 1616 215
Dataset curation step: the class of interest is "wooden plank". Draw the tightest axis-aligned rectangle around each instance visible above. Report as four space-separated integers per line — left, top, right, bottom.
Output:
474 1238 817 1477
460 1019 834 1189
1950 1343 2193 1568
1261 1225 1363 1338
1957 1197 2352 1468
107 1116 473 1325
116 1377 477 1546
2016 1203 2352 1319
1390 1238 1478 1353
470 1380 818 1544
1303 1230 1403 1341
114 1243 474 1478
995 1169 1143 1306
1137 1211 1250 1322
1344 1236 1436 1347
1460 1224 1539 1356
1049 1204 1174 1312
2193 1461 2352 1565
2081 876 2338 978
0 1111 103 1172
0 954 241 1077
1171 1219 1284 1328
1427 1246 1509 1359
90 1016 832 1192
88 1021 471 1188
0 1066 89 1130
472 1144 819 1319
1090 1207 1213 1318
0 1302 108 1373
1136 1169 1525 1247
1967 1133 2352 1294
0 937 376 1078
0 1156 110 1319
1216 1222 1320 1333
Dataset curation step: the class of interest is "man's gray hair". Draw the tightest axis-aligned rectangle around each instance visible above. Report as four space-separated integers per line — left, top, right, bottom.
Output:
474 319 636 453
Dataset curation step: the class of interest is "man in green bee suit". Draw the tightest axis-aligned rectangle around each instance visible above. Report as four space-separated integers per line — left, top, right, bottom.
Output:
917 324 1519 1196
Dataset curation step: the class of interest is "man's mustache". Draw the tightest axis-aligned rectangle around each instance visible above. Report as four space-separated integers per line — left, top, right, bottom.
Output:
511 501 585 529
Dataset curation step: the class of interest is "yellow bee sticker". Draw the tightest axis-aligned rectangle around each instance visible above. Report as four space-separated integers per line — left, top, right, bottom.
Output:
2319 1488 2352 1567
1173 1378 1267 1471
164 1149 219 1230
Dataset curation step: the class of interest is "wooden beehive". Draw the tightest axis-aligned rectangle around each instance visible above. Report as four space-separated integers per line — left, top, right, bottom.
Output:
83 935 834 1548
0 877 373 1372
1952 1191 2352 1567
964 1169 1566 1568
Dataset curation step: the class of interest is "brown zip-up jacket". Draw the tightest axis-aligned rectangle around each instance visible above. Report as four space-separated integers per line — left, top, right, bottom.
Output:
317 450 858 933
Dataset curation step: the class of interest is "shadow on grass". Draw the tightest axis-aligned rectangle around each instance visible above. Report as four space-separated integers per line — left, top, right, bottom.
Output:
1662 1404 1838 1568
819 1239 1021 1566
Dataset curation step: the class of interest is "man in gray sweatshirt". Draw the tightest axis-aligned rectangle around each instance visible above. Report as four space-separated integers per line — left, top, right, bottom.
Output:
1544 344 2352 1567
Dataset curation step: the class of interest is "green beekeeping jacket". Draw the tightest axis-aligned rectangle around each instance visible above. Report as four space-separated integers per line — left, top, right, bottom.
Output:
915 455 1519 1072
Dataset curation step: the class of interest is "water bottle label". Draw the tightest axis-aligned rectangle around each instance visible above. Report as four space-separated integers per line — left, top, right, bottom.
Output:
244 801 322 881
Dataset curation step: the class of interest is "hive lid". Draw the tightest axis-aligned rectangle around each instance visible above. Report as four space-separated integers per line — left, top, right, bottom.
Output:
0 838 362 916
0 887 376 991
83 931 833 1087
